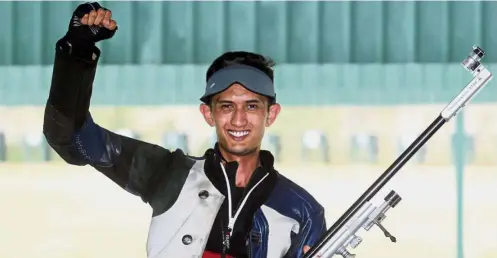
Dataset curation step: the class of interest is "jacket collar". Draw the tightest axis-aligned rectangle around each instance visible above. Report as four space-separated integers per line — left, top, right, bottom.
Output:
203 142 278 196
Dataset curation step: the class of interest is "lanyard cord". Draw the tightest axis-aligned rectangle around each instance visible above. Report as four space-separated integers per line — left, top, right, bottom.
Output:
219 162 269 256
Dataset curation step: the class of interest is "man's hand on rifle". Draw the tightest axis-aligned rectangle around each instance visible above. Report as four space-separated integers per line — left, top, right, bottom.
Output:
66 2 117 43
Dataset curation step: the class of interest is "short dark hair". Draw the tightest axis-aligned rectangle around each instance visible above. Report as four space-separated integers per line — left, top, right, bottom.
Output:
204 51 276 107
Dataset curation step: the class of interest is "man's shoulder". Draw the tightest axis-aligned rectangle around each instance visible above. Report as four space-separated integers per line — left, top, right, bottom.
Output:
184 152 208 161
134 146 204 170
264 172 324 223
145 148 208 216
161 148 208 176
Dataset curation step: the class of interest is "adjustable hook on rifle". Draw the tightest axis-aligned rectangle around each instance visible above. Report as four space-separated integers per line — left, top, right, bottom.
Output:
371 189 402 243
374 220 396 243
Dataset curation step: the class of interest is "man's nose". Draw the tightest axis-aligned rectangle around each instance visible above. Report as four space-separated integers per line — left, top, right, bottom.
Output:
231 108 248 127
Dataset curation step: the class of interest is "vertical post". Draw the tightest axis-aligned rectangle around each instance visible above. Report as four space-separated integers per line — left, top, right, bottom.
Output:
453 110 465 258
0 132 6 162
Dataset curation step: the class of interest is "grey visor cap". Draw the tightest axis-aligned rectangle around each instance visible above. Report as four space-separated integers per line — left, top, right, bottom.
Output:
200 64 276 103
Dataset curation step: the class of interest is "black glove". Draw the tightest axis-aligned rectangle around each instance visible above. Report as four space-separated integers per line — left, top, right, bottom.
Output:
65 2 117 43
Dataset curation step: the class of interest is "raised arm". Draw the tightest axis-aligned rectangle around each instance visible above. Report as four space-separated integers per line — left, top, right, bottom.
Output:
43 2 177 203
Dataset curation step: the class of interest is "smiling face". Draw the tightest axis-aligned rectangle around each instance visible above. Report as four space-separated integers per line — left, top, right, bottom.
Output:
200 83 281 157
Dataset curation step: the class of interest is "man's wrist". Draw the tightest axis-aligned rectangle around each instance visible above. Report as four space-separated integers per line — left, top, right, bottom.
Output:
56 34 100 63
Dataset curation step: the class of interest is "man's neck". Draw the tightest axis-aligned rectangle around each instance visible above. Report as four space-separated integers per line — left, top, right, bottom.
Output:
218 148 260 188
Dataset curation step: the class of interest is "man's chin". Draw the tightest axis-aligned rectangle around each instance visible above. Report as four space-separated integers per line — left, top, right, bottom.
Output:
227 149 256 156
222 144 258 157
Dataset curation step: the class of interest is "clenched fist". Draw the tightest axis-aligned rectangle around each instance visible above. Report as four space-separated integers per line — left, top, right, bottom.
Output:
66 2 118 43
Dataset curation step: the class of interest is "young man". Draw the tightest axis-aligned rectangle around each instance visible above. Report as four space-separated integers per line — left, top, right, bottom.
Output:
43 2 327 258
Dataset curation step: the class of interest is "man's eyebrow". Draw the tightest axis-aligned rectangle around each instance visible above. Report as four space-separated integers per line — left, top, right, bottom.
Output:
216 99 263 104
246 99 263 103
216 100 234 104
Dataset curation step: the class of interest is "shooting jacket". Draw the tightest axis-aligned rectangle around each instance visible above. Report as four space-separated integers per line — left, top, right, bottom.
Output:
42 36 327 258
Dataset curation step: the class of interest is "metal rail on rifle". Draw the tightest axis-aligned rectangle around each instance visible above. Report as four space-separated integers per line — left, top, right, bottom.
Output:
304 46 493 258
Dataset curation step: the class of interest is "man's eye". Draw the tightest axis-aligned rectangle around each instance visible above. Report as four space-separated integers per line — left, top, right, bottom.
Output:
221 104 233 109
247 104 258 110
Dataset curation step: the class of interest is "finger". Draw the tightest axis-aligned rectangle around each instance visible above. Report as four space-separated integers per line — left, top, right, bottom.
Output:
104 19 117 31
104 9 112 20
303 245 311 254
102 10 112 26
94 8 106 26
87 10 97 25
81 14 89 25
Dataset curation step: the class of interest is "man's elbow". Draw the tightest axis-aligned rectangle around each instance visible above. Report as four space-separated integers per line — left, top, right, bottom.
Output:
44 135 88 166
43 104 88 166
43 131 88 166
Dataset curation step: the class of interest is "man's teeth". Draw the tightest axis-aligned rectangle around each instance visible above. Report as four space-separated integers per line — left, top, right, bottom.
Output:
229 131 249 137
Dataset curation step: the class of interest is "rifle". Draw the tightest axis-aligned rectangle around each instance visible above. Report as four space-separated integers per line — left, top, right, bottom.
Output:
303 46 493 258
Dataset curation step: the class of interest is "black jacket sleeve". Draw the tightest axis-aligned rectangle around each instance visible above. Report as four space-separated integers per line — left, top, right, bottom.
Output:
43 36 175 203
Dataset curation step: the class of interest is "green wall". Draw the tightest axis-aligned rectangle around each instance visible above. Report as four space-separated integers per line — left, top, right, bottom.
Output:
1 1 496 66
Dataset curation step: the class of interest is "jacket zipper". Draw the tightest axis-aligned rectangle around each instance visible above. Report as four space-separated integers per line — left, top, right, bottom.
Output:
221 221 228 258
247 233 253 258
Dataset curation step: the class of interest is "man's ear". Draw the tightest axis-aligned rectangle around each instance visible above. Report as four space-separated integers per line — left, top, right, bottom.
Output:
199 103 215 127
266 103 281 127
